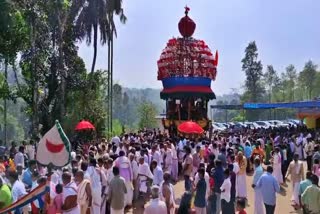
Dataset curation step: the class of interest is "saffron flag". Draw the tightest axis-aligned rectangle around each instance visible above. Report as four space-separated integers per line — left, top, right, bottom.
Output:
36 120 71 167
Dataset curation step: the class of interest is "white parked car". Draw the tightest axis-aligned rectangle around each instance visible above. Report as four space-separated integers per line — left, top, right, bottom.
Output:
289 119 303 125
255 121 275 129
268 120 289 127
244 122 261 129
212 123 226 131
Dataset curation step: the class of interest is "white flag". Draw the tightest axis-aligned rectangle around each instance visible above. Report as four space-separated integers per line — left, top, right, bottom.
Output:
36 121 71 167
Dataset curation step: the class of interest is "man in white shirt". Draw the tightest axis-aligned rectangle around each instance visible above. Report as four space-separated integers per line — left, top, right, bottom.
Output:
8 169 30 212
114 151 133 207
115 142 127 156
230 155 240 174
151 160 163 186
192 146 202 177
62 172 81 214
163 143 173 173
111 136 121 147
144 186 167 214
14 146 25 169
138 157 154 206
129 153 139 201
220 169 232 213
209 142 219 161
151 145 162 166
194 163 210 199
178 138 186 169
178 138 186 151
142 149 151 165
86 159 102 214
170 142 179 182
104 158 114 200
25 140 35 160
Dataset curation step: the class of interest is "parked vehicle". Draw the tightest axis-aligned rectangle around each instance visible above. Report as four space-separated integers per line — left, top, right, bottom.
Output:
268 120 289 127
251 122 262 129
281 120 297 127
289 119 303 125
255 121 275 129
212 122 226 131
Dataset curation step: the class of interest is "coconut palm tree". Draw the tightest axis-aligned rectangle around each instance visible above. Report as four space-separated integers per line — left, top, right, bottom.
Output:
74 0 126 74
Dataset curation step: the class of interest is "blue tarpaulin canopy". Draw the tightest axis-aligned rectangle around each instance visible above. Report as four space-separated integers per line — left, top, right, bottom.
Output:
243 101 320 109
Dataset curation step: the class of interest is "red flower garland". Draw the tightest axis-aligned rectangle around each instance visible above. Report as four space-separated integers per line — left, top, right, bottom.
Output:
157 37 218 80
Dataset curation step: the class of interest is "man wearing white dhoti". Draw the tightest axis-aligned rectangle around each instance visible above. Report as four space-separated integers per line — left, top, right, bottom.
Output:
138 157 154 205
236 152 247 199
272 148 283 184
75 171 92 214
192 146 202 177
25 140 35 160
160 172 176 214
178 138 186 174
114 150 133 207
209 141 219 161
231 155 240 175
295 134 304 160
104 158 114 214
252 158 264 214
86 159 102 214
129 153 139 201
97 158 108 213
163 143 173 173
62 172 80 214
115 142 127 156
145 185 167 214
151 145 162 166
170 142 179 182
151 160 163 186
286 153 304 207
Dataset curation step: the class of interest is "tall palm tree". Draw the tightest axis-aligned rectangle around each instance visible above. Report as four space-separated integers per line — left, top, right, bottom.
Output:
74 0 126 74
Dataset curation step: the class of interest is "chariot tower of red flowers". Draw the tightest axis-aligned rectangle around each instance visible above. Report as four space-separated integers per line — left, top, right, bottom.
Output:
157 7 218 135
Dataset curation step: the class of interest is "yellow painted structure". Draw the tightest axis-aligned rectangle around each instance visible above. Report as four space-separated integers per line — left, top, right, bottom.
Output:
297 110 320 129
305 117 316 129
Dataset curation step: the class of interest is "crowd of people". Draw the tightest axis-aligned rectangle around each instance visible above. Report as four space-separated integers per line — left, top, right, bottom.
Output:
0 124 320 214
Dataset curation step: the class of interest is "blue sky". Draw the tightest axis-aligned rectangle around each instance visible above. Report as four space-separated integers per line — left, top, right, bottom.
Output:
78 0 320 95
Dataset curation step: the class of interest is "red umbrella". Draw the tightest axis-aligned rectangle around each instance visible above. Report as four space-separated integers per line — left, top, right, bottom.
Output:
178 121 204 134
75 120 95 131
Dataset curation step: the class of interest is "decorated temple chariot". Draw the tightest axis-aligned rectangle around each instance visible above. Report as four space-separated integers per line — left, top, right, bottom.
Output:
157 7 219 135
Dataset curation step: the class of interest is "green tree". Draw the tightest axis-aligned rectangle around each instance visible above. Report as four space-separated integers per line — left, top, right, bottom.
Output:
276 73 287 102
314 72 320 99
0 1 29 143
241 41 265 102
241 41 265 120
284 65 297 102
122 91 129 125
63 70 108 135
137 102 157 129
111 119 123 136
112 83 123 122
0 0 129 139
74 0 127 73
264 65 278 102
231 112 245 122
298 60 317 100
